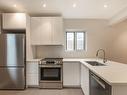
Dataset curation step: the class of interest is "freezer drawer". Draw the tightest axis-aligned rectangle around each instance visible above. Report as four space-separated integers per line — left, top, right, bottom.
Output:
0 67 25 89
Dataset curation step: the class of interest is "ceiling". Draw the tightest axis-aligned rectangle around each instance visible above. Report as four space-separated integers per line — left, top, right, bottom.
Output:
0 0 127 19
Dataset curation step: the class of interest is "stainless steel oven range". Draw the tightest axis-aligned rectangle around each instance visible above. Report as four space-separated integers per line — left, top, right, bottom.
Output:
39 58 63 89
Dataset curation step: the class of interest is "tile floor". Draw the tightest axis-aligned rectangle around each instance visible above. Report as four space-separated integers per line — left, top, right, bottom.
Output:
0 88 84 95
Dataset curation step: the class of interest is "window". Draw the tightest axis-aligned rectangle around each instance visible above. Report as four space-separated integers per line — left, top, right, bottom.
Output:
66 32 74 51
66 31 86 51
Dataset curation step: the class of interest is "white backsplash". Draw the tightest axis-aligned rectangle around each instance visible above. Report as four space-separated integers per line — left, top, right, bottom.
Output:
35 45 98 58
36 45 64 58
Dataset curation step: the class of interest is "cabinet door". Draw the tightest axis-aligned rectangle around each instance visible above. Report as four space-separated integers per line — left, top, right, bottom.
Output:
31 17 42 45
81 64 89 95
63 62 80 87
52 17 64 45
26 61 39 87
40 17 52 45
31 17 52 45
2 13 26 30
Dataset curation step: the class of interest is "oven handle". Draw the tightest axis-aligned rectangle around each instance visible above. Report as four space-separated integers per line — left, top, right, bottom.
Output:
91 73 106 89
39 65 62 68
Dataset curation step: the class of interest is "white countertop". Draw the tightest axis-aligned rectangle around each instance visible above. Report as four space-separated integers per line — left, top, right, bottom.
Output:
27 58 127 85
63 58 127 86
26 59 41 62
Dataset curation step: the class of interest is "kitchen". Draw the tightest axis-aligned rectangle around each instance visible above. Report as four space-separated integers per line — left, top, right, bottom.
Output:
0 0 127 95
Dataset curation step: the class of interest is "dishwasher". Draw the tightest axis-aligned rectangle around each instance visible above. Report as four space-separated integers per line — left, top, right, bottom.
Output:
90 71 111 95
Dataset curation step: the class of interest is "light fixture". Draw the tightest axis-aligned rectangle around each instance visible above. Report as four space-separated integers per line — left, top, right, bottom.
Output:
72 3 77 8
13 4 17 7
104 4 108 8
43 3 46 8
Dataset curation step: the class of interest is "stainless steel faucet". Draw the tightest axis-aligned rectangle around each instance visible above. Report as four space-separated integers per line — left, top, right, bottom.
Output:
96 49 107 63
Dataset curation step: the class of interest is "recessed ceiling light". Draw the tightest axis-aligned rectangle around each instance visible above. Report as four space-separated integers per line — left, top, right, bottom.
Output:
13 4 17 7
43 3 46 8
72 3 77 8
104 4 108 8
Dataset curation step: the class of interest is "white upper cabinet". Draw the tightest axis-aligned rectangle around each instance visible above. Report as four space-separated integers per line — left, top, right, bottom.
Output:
30 17 64 45
2 13 26 30
31 17 52 45
52 17 64 45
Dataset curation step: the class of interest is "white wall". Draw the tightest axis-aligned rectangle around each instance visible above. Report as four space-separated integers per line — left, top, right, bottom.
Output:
0 13 126 63
36 19 113 59
107 20 127 64
35 19 127 64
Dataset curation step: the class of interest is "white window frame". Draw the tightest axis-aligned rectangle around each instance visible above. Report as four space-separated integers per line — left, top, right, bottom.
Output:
66 29 86 51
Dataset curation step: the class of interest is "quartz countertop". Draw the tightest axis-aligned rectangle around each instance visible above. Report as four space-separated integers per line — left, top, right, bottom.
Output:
63 58 127 86
26 58 127 85
26 59 41 62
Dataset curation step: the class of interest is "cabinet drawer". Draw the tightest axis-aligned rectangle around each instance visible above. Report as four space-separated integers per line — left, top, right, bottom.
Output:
26 62 39 74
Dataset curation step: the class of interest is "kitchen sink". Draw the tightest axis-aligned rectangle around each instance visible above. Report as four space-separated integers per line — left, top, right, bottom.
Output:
85 61 106 66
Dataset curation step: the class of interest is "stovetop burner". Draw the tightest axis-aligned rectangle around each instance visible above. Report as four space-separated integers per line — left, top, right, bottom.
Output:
46 61 55 64
40 58 63 65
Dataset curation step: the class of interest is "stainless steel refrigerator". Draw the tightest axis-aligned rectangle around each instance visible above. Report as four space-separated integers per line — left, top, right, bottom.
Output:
0 33 26 90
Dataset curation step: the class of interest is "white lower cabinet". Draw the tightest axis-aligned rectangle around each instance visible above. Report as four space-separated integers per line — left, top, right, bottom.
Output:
26 61 89 91
81 64 89 95
26 61 39 87
63 62 81 87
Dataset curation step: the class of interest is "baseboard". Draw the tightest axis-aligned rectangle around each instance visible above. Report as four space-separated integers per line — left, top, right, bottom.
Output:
27 85 39 88
27 85 82 90
63 85 81 88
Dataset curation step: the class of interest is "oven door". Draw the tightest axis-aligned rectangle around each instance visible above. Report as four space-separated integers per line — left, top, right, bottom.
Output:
40 66 61 81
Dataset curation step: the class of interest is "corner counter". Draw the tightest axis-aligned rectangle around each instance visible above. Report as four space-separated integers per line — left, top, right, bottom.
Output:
63 58 127 95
